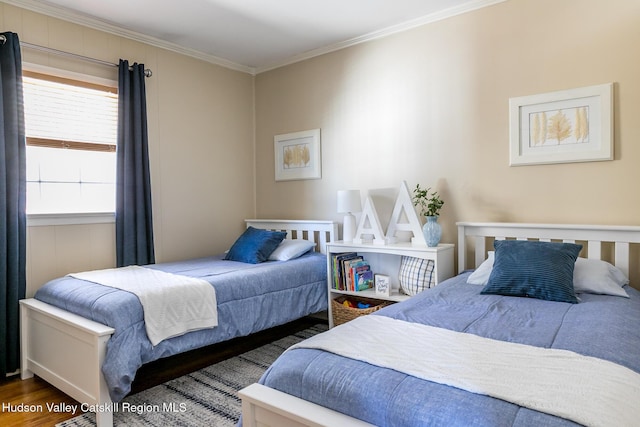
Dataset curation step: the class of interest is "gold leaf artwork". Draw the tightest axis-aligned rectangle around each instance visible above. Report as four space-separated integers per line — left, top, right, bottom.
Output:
575 107 589 142
547 111 572 143
528 106 589 147
283 143 311 169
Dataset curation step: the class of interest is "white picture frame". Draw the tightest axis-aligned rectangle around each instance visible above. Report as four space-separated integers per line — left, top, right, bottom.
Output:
374 274 391 297
274 129 321 181
509 83 613 166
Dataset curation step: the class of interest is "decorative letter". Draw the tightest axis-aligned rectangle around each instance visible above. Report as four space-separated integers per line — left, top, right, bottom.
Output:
353 196 386 245
385 181 426 245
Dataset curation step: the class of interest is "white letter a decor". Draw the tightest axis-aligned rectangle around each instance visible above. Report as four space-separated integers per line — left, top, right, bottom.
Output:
385 181 426 245
353 196 386 244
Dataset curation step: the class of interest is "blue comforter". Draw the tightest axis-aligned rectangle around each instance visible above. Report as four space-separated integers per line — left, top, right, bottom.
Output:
257 272 640 427
34 252 327 402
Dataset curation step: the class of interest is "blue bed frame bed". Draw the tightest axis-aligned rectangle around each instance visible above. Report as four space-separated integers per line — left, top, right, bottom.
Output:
19 219 337 427
239 222 640 427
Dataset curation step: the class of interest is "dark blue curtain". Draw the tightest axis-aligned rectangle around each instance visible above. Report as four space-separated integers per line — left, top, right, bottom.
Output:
116 60 154 267
0 32 26 377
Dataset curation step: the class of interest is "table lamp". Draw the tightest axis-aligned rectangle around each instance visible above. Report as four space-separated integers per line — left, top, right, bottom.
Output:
337 190 361 242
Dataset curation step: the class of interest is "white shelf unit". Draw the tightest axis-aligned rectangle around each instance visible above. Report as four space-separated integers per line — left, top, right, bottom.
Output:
326 241 455 327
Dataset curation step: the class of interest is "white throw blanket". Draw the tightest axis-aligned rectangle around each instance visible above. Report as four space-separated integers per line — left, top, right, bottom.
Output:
289 315 640 427
70 266 217 346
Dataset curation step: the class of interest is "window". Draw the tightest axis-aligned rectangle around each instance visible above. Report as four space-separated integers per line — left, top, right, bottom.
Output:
23 71 118 215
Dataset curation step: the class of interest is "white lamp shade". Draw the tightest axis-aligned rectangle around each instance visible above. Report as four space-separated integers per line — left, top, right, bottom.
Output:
337 190 361 213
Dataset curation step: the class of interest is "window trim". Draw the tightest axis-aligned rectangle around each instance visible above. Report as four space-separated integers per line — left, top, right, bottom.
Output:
27 212 115 227
23 70 117 94
23 62 118 90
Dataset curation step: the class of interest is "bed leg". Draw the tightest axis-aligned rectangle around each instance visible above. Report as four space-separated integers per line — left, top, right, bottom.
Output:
20 368 33 380
95 410 113 427
20 302 34 380
241 399 257 427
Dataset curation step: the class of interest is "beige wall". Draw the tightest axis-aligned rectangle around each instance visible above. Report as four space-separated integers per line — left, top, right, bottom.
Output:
255 0 640 279
4 0 640 295
1 4 255 296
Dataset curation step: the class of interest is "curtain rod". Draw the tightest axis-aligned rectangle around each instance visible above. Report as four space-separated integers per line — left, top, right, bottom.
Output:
0 34 152 77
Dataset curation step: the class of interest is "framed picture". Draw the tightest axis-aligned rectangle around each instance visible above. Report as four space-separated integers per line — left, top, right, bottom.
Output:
509 83 613 166
374 274 391 297
274 129 321 181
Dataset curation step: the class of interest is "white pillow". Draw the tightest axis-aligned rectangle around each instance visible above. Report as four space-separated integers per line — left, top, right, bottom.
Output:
467 253 629 298
466 251 494 285
268 239 316 261
572 257 629 298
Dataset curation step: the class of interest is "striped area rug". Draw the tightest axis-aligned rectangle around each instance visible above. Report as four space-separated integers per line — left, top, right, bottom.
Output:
57 323 327 427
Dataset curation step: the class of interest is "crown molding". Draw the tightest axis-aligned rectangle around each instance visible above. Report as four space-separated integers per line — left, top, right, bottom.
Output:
4 0 507 76
1 0 256 74
255 0 508 74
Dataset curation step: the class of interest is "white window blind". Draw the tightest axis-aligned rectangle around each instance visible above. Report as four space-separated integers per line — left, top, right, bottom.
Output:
23 72 118 214
23 74 118 148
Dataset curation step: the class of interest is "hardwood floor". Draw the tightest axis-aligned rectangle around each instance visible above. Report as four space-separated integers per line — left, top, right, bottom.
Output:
0 375 80 427
0 316 325 426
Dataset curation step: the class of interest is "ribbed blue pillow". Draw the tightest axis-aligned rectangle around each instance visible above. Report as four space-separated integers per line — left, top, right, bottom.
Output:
481 240 582 303
224 226 287 264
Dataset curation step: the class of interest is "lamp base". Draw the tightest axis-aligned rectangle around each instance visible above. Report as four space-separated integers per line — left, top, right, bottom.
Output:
343 213 356 242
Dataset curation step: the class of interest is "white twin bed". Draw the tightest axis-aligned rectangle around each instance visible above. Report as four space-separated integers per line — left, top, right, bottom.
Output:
239 222 640 427
20 219 337 427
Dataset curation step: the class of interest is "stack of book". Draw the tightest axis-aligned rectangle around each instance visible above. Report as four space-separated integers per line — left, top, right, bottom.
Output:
331 252 374 292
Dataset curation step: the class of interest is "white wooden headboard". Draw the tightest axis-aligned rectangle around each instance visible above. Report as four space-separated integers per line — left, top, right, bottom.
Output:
457 222 640 278
245 219 338 254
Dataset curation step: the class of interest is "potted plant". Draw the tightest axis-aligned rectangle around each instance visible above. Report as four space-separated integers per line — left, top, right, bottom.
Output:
412 184 444 247
412 184 444 217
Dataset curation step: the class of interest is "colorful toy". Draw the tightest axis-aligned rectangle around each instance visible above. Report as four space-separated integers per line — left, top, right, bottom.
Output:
341 298 371 309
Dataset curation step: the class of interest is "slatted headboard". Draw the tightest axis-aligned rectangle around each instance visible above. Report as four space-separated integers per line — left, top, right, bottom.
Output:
245 219 338 254
457 222 640 278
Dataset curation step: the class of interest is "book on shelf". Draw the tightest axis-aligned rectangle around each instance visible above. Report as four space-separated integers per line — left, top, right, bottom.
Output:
332 252 379 291
332 252 359 290
343 257 364 291
354 269 374 291
350 261 371 291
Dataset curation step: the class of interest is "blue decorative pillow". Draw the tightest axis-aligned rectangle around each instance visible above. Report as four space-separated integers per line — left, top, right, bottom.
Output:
481 240 582 303
224 226 287 264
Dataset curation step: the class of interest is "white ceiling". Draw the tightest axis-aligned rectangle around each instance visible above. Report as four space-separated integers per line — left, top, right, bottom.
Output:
5 0 504 74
